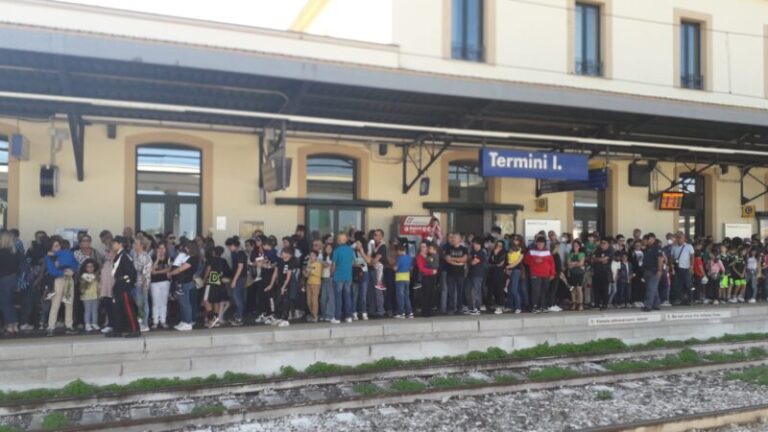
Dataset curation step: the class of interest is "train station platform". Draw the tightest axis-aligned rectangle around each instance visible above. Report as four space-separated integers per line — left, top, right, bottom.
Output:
1 304 766 390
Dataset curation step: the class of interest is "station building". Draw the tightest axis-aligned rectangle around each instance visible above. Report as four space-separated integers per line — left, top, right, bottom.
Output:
1 0 768 243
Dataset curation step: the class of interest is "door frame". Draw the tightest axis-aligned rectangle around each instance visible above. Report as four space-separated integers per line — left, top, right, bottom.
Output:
136 194 202 237
305 205 366 239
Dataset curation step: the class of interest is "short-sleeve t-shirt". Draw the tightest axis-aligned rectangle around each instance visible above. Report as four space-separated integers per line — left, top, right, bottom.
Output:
331 244 355 282
446 245 468 278
467 248 487 279
671 243 695 269
593 247 614 275
276 257 299 287
395 254 413 282
207 256 229 285
230 250 248 277
643 244 662 273
173 253 199 284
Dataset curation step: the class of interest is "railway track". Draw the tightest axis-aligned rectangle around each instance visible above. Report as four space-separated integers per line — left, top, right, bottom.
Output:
2 338 767 417
3 340 767 432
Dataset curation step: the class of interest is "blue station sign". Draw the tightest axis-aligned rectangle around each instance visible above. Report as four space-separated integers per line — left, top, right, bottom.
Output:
480 149 589 180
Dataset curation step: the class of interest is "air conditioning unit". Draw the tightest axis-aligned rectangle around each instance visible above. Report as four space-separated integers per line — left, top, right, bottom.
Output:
535 197 548 212
10 134 29 160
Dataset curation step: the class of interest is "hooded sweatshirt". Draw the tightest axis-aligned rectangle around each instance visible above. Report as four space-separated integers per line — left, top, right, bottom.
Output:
524 248 556 279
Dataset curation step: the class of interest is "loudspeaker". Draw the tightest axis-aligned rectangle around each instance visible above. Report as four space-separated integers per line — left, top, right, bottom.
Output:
628 163 651 187
419 177 430 196
10 134 29 160
378 143 388 156
107 124 117 139
40 165 58 197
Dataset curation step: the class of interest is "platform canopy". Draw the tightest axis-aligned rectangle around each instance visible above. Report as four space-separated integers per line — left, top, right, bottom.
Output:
0 25 768 171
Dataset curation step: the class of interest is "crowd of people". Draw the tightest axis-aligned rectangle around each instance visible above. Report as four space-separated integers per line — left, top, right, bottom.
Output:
0 219 766 338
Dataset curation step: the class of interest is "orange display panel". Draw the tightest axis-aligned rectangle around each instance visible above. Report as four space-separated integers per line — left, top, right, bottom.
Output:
658 191 684 210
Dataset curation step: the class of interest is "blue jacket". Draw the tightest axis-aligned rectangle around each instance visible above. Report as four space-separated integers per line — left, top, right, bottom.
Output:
45 250 79 278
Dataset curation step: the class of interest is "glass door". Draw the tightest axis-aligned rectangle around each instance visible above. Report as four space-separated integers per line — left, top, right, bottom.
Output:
307 206 364 241
138 196 199 238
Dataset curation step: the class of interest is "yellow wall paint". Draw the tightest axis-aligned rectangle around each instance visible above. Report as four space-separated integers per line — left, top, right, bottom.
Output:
6 119 767 243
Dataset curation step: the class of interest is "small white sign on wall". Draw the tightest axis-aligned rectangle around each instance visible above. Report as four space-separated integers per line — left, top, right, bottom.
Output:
723 223 752 240
216 216 227 231
524 219 562 243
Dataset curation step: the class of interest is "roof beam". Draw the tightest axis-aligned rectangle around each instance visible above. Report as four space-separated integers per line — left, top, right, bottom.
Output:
290 0 330 32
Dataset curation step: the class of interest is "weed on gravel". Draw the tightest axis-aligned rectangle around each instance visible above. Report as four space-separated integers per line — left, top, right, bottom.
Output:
725 366 768 386
527 367 580 381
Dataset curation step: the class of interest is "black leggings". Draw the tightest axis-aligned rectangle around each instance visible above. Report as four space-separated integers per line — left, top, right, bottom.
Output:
529 277 548 308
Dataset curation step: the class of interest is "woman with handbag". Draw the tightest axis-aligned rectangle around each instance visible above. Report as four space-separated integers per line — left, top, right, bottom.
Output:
567 240 586 311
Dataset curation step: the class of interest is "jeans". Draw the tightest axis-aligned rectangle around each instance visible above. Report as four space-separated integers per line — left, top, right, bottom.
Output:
133 284 149 324
616 281 630 305
505 269 523 310
0 274 18 326
747 270 759 300
395 281 413 315
320 278 335 319
178 281 196 324
334 280 353 321
608 282 617 306
672 268 692 304
465 277 483 311
443 276 463 313
150 281 170 325
643 270 661 309
83 299 98 326
353 274 369 314
529 276 548 309
231 278 246 319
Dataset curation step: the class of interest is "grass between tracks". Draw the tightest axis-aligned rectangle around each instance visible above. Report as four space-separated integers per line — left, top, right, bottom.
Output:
725 366 768 386
2 332 768 404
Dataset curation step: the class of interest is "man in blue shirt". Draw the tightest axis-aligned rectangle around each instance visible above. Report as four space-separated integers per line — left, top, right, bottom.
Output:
331 233 355 323
642 233 665 312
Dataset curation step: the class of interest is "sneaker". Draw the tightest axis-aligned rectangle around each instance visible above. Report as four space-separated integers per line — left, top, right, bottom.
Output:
255 314 267 324
748 298 757 304
729 298 738 304
345 318 352 323
702 299 711 305
469 309 480 316
264 316 276 325
547 306 560 312
361 313 368 321
713 300 720 305
494 308 503 315
330 319 341 324
19 324 33 331
140 325 150 333
207 316 221 329
352 313 359 321
230 318 243 327
479 305 487 312
393 314 404 319
85 324 92 332
46 328 55 337
514 309 522 314
152 323 159 330
175 322 193 331
101 326 113 334
737 297 745 303
406 313 414 319
277 320 290 327
661 301 671 307
65 327 78 335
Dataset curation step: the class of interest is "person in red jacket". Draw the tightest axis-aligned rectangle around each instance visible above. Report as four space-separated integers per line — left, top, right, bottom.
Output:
524 236 556 313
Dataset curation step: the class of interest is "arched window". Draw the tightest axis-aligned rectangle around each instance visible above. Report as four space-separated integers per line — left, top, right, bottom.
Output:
448 160 486 203
305 155 361 239
136 144 201 238
0 135 7 229
307 155 356 200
